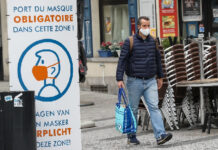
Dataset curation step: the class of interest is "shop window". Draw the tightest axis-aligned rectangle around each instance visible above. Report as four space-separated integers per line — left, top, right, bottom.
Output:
100 0 129 43
211 0 218 38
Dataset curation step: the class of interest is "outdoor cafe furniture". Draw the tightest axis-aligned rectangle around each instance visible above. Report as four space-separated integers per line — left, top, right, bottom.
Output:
138 40 218 133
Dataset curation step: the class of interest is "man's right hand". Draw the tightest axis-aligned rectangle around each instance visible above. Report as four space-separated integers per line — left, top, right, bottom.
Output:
117 81 125 88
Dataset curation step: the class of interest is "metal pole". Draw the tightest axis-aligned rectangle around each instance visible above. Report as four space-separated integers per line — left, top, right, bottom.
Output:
198 41 205 124
195 38 217 124
99 63 106 85
198 41 204 80
199 87 205 124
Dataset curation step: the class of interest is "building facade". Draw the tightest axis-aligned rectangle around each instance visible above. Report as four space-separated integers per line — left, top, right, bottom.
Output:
81 0 170 94
0 0 8 81
1 0 218 94
81 0 218 94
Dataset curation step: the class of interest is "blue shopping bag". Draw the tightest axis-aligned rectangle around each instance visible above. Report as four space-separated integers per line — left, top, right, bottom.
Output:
115 88 137 134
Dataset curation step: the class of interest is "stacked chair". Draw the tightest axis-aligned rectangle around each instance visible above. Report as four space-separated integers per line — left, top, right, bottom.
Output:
202 45 217 79
158 45 169 106
138 41 218 132
138 98 150 131
202 43 218 133
182 42 200 127
184 43 201 81
160 44 187 130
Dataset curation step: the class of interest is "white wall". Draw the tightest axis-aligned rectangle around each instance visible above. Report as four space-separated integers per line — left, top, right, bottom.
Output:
86 59 118 77
1 0 9 80
80 58 119 94
91 0 101 57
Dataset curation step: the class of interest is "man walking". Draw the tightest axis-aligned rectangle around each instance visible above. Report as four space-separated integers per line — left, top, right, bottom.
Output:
116 16 172 145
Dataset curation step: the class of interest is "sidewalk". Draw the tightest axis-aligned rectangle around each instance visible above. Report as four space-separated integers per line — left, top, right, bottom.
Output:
0 81 9 91
1 81 218 150
80 90 218 150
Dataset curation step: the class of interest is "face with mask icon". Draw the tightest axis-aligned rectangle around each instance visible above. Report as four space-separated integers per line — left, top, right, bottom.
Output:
138 18 150 37
32 50 60 81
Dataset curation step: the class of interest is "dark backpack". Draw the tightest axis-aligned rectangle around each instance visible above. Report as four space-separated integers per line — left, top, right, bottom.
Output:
78 41 87 83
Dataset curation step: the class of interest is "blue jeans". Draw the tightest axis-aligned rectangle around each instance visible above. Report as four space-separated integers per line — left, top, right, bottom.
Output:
126 76 166 139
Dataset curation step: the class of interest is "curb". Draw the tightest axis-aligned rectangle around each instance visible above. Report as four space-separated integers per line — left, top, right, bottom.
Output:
81 120 95 129
80 101 95 107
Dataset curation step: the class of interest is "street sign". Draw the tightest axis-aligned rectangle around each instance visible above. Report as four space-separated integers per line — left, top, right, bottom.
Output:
198 33 204 38
7 1 81 150
199 24 205 33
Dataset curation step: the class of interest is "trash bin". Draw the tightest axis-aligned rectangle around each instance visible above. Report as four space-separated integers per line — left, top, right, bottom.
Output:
0 91 36 150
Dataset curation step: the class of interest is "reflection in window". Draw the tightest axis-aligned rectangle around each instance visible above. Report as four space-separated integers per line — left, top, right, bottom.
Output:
103 4 129 43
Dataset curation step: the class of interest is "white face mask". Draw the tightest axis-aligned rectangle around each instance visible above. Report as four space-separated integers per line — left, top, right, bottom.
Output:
140 28 150 36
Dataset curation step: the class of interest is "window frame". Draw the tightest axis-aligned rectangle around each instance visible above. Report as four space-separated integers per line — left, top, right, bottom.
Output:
99 0 128 43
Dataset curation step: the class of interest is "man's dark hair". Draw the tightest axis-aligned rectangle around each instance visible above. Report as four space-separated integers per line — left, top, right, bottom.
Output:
137 16 150 25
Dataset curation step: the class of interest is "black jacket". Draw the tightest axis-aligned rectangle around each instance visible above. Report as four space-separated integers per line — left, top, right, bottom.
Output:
116 33 163 81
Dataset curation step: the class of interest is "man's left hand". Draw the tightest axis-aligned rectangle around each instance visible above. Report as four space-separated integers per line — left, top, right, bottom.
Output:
157 78 163 89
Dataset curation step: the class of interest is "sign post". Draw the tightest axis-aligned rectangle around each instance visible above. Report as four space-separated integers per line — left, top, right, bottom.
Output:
7 1 81 150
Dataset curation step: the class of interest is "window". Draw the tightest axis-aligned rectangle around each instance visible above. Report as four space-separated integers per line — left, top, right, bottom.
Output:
100 0 129 43
212 0 218 38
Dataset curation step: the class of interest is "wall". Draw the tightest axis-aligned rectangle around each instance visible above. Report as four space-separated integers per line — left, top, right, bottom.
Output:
80 58 119 95
1 0 9 80
156 0 161 40
91 0 101 57
80 0 119 94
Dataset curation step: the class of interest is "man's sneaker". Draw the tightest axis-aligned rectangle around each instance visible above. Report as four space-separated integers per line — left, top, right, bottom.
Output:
127 134 140 145
157 133 172 145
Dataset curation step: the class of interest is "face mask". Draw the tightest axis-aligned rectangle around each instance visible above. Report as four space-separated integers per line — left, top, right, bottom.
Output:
140 28 150 36
32 62 60 81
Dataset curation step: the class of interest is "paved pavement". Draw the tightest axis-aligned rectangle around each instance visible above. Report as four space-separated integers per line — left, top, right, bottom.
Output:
0 81 9 91
80 90 218 150
1 81 218 149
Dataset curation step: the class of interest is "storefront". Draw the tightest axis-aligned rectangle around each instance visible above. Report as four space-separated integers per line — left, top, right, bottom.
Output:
81 0 218 94
86 0 218 52
81 0 163 94
80 0 172 93
178 0 218 41
1 0 216 93
83 0 181 58
83 0 138 58
202 0 218 39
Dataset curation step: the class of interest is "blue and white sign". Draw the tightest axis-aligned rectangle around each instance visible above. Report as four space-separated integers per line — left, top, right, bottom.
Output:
7 1 81 150
18 39 74 102
199 24 205 33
